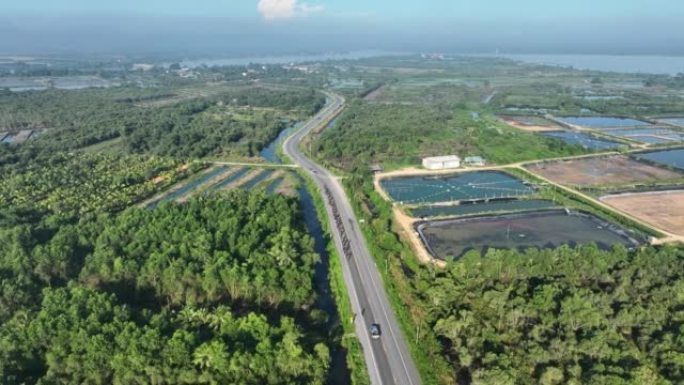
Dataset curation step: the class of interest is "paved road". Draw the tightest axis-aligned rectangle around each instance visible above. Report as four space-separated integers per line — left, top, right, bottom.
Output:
283 93 422 385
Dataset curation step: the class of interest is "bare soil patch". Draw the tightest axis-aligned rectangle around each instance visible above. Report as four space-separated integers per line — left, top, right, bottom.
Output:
526 155 681 187
601 190 684 236
363 84 388 101
500 116 562 132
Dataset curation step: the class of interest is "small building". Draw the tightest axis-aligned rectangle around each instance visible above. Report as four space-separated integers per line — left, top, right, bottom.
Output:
370 163 384 174
464 156 486 167
422 155 461 170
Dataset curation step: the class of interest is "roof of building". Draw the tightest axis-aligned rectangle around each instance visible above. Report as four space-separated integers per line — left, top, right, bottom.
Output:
423 155 461 163
465 156 485 162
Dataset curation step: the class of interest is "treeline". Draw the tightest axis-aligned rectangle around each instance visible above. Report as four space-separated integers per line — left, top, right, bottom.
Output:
315 102 585 171
0 193 330 384
0 86 324 164
425 245 684 384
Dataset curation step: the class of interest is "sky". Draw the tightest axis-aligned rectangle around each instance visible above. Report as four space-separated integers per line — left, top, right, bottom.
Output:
1 0 683 56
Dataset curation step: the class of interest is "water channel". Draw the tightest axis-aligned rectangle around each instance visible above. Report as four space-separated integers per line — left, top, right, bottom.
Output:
263 126 351 385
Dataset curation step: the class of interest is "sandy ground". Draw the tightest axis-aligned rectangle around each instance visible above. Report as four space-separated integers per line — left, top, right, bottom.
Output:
392 206 446 268
500 118 561 132
525 155 682 187
601 190 684 237
275 172 299 197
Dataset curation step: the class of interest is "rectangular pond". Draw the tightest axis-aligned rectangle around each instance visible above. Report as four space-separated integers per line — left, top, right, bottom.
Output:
659 118 684 127
635 148 684 171
209 168 250 191
418 210 640 260
149 166 229 208
239 169 276 190
558 116 651 129
603 128 684 144
542 131 622 150
381 171 534 205
411 199 558 218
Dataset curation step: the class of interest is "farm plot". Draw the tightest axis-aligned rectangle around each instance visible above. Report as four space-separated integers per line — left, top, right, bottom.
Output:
526 155 682 187
601 190 684 236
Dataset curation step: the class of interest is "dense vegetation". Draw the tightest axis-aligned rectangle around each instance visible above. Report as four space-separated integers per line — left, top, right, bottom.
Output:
315 102 585 171
425 245 684 385
0 193 331 384
0 152 195 225
341 173 684 385
0 86 324 163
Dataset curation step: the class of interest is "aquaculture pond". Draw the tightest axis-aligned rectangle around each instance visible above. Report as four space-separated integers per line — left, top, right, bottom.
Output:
558 116 651 129
660 118 684 127
636 148 684 171
239 169 276 190
603 128 684 144
149 166 229 208
543 131 621 150
265 177 284 194
578 95 624 101
381 171 534 205
411 199 557 218
209 168 250 191
418 210 640 260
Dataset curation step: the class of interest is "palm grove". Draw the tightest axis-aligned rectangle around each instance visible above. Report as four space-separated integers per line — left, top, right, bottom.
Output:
0 84 333 384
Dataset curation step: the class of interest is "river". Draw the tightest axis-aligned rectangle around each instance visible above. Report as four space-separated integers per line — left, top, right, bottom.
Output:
489 54 684 75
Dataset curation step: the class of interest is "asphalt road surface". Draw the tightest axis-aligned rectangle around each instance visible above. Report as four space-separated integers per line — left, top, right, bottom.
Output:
283 92 422 385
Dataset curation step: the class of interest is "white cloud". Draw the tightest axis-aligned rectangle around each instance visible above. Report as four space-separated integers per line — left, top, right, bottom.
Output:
257 0 323 21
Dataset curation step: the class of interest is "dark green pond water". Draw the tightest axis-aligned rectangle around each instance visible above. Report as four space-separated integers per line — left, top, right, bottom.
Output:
149 166 229 208
419 210 639 260
411 199 557 218
381 171 534 204
209 168 250 191
239 169 276 190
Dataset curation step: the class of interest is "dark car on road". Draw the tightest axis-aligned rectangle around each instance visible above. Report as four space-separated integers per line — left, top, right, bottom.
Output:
370 323 381 339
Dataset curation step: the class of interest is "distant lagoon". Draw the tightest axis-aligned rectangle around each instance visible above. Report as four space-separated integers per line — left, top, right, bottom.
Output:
178 50 404 68
481 54 684 75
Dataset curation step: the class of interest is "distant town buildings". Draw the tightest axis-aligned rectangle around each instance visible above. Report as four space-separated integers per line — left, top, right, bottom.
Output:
422 155 461 170
132 63 155 71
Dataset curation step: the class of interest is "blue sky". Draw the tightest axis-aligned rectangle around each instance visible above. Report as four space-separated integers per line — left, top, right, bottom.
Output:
3 0 682 21
1 0 683 56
